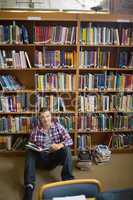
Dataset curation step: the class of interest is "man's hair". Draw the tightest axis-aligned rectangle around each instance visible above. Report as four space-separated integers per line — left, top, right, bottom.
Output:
39 108 51 115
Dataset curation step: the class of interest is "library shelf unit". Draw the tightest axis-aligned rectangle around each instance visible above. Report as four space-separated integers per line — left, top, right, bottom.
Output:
0 11 133 155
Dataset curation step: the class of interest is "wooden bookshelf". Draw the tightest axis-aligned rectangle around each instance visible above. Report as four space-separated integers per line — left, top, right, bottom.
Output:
0 11 133 154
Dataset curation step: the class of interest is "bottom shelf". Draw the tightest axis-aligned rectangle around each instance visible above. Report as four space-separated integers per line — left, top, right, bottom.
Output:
111 148 133 153
0 149 75 156
0 148 133 156
0 150 26 156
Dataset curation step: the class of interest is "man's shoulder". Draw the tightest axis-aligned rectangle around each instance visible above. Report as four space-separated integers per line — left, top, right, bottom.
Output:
51 121 61 128
32 126 41 133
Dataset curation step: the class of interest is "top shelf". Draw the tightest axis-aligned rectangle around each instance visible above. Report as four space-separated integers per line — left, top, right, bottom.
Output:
0 11 133 22
0 44 77 47
0 44 133 48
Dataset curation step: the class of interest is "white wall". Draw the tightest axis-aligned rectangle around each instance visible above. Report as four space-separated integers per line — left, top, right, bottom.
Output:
0 0 109 11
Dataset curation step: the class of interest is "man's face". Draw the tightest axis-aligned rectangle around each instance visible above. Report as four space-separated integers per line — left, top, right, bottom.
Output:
40 111 52 126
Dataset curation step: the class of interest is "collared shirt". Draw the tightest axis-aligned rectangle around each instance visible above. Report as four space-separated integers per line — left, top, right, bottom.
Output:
29 122 73 149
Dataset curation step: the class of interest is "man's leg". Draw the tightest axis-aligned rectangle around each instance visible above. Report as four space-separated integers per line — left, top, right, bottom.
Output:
47 146 75 180
23 150 38 200
60 146 75 180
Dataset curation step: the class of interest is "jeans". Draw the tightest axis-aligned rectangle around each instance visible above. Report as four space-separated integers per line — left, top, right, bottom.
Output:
24 146 74 187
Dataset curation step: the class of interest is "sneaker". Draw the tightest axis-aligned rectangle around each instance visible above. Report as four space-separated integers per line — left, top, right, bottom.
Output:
23 184 34 200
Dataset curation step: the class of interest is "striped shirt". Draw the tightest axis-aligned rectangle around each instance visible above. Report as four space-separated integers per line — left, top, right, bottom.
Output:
29 122 73 149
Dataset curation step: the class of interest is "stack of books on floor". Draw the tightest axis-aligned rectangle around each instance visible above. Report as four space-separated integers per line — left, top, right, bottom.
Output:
93 145 111 165
76 150 92 171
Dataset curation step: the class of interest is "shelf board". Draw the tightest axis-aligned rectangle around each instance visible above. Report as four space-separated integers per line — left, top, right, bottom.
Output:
0 130 75 135
33 67 76 71
80 44 133 48
0 43 77 47
0 68 76 71
0 150 26 156
79 67 133 71
78 111 133 114
78 89 133 93
78 129 133 134
111 148 133 153
37 90 76 93
0 44 35 47
0 90 35 93
0 68 35 71
34 43 77 47
52 111 75 115
0 67 132 71
0 111 36 115
0 132 30 135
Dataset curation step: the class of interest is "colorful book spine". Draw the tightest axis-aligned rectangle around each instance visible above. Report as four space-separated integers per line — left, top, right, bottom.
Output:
0 93 31 112
36 73 75 91
78 114 133 131
34 48 74 68
80 24 133 45
112 133 133 149
0 24 29 44
78 94 133 112
34 26 76 44
0 50 31 69
79 73 133 91
0 116 37 133
80 49 110 68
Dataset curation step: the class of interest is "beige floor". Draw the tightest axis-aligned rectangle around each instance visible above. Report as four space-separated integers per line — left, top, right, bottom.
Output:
0 153 133 200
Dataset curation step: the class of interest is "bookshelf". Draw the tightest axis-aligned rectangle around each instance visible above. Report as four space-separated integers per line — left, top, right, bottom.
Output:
0 11 133 155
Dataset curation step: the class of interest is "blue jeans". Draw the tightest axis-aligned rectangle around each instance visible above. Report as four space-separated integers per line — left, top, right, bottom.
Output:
24 146 74 187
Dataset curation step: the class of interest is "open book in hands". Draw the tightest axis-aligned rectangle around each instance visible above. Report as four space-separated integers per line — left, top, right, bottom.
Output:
25 142 50 152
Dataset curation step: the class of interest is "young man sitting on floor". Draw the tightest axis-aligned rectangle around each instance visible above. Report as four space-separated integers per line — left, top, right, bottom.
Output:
23 108 74 200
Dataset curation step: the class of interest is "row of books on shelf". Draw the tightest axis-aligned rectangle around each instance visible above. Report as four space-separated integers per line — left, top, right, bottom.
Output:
78 114 133 131
111 134 133 149
0 93 31 112
80 25 133 45
0 24 29 44
1 23 133 46
77 134 133 151
1 134 133 152
79 73 133 91
0 50 32 69
1 91 133 113
1 49 133 69
0 73 132 92
0 115 74 133
36 73 75 91
0 136 28 151
38 95 67 112
0 94 74 113
35 49 75 68
0 116 35 133
79 50 133 68
77 135 91 151
0 49 75 69
34 26 76 45
78 94 133 112
0 75 22 91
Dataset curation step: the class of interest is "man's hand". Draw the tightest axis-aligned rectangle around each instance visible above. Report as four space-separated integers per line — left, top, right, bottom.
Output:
50 143 64 151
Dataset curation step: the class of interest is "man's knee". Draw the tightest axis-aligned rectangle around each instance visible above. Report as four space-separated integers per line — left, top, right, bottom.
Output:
60 146 72 159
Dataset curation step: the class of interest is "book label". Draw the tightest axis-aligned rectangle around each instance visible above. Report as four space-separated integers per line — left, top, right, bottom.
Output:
27 16 41 20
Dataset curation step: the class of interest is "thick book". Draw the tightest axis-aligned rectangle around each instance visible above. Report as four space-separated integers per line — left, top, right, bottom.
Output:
25 142 50 152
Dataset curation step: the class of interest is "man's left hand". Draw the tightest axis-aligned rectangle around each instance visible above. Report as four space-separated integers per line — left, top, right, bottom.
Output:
50 143 64 151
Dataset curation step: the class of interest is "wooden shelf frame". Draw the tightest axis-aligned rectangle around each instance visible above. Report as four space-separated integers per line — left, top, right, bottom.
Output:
0 11 133 154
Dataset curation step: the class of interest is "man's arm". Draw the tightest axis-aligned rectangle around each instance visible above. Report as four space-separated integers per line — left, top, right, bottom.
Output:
29 128 37 144
51 123 73 151
58 123 73 147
